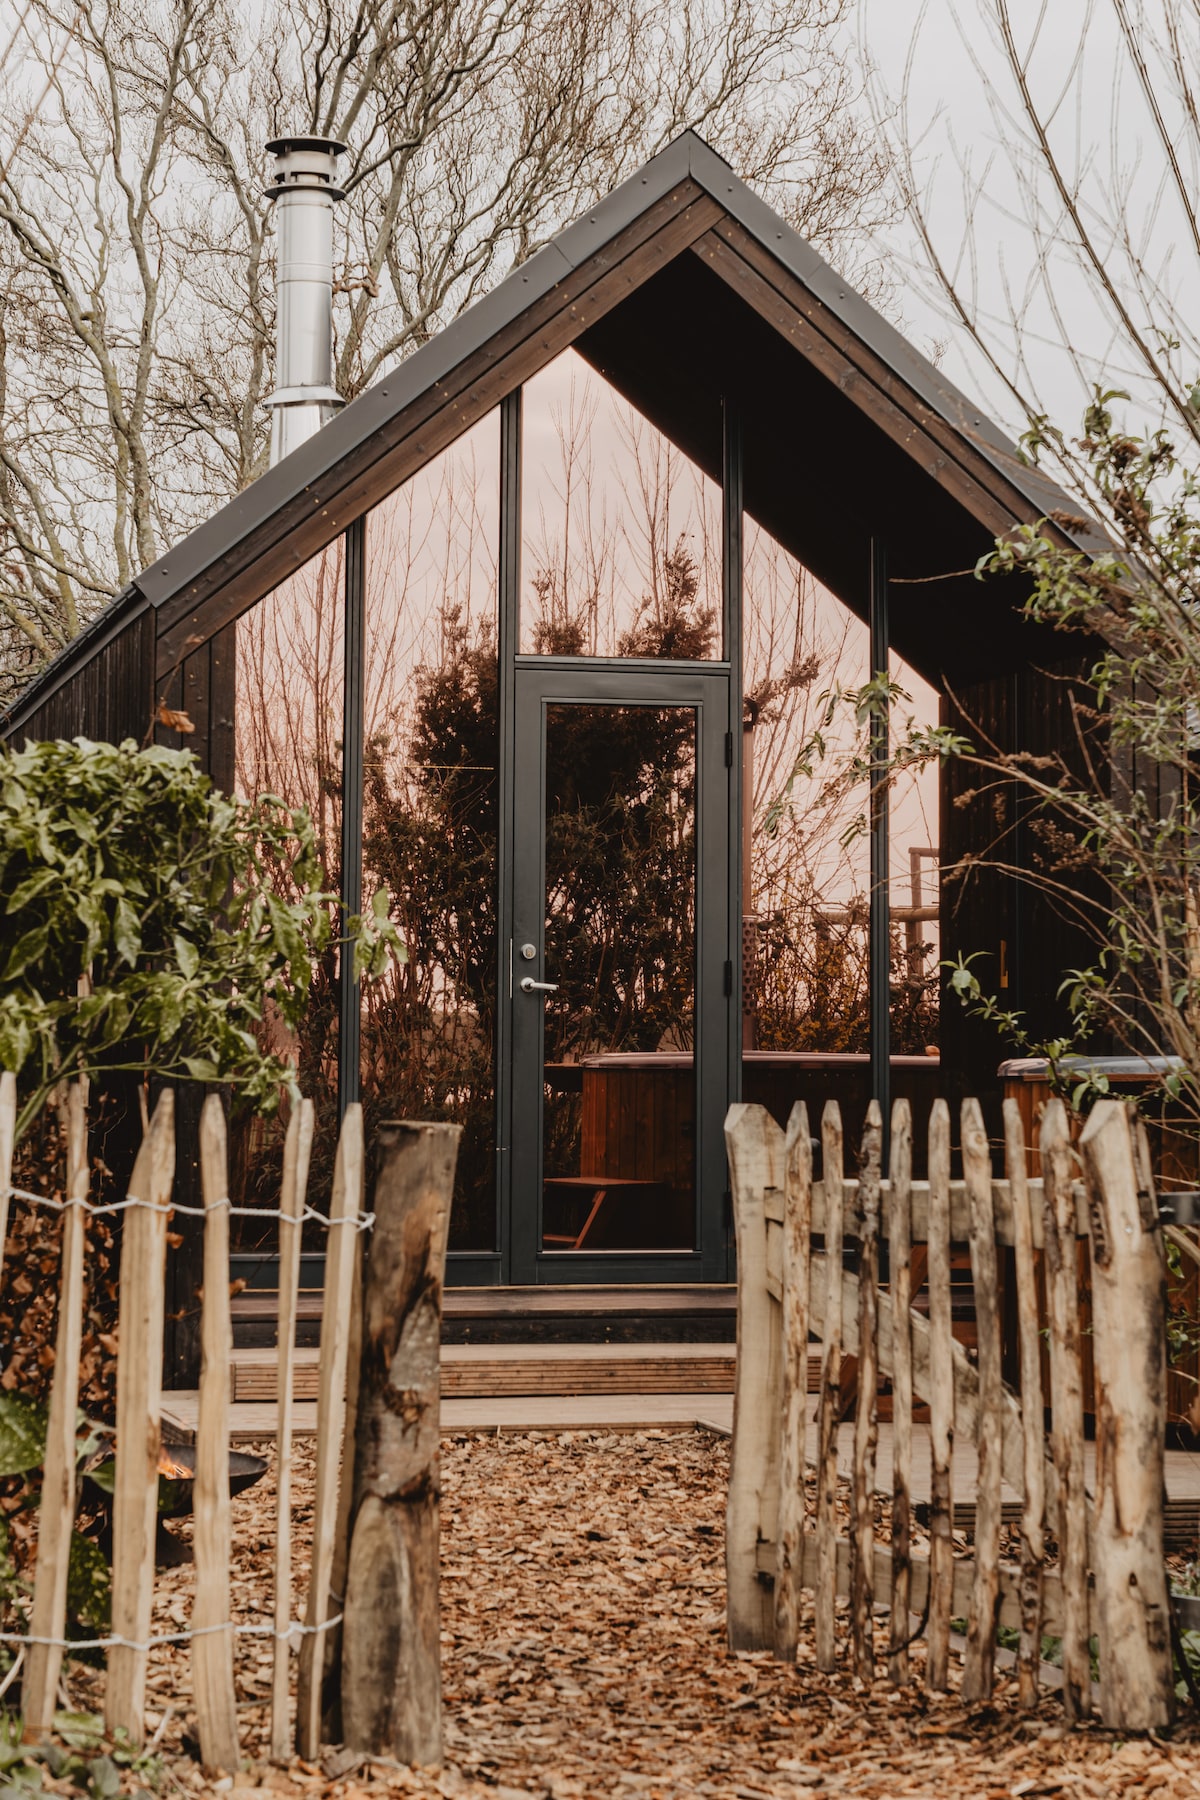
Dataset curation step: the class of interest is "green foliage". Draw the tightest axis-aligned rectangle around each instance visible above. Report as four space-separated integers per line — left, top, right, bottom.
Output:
0 1400 47 1481
65 1531 110 1633
0 736 399 1136
0 1711 160 1798
866 385 1200 1134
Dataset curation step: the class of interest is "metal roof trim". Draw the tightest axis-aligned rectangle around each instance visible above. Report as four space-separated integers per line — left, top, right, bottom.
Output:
6 128 1111 727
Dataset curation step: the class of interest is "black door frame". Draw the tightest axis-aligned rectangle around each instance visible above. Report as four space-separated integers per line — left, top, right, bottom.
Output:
444 387 744 1287
506 658 734 1285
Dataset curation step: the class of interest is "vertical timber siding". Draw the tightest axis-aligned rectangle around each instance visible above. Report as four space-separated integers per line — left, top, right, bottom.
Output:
9 611 155 749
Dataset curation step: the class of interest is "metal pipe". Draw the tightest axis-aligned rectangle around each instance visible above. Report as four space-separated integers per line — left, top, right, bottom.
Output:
869 537 890 1142
264 135 346 466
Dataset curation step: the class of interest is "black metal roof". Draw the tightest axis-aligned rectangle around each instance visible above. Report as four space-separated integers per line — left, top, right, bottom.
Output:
3 129 1104 733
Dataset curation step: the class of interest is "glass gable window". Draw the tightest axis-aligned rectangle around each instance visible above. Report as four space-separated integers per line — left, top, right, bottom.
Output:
520 348 721 659
360 412 501 1253
232 538 346 1235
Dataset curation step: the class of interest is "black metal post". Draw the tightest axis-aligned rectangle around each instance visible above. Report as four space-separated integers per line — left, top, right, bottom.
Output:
338 515 366 1120
494 387 522 1276
869 537 891 1145
723 400 744 1125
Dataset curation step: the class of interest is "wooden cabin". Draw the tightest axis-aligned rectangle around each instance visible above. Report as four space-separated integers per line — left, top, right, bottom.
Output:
1 133 1105 1366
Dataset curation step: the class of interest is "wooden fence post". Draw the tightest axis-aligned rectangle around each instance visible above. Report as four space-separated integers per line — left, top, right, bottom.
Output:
107 1091 175 1747
925 1098 954 1692
0 1071 15 1289
725 1105 785 1652
271 1098 314 1764
887 1098 913 1686
24 1081 89 1735
191 1096 239 1772
814 1101 844 1673
1040 1096 1089 1723
341 1119 459 1764
850 1101 881 1684
1080 1101 1174 1731
297 1103 364 1758
774 1103 812 1664
1004 1096 1045 1710
962 1096 1002 1703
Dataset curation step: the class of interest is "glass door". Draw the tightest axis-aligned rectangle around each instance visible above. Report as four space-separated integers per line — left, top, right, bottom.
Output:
509 664 732 1283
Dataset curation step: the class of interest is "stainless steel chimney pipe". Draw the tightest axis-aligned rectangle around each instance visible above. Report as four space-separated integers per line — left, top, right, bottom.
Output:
264 135 346 467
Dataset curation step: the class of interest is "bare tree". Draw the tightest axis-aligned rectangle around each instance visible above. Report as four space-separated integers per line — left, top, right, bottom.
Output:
0 0 893 701
861 0 1200 498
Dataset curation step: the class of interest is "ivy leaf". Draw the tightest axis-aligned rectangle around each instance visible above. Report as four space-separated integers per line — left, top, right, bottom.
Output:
112 897 141 966
67 1531 111 1631
0 1393 48 1476
172 934 199 980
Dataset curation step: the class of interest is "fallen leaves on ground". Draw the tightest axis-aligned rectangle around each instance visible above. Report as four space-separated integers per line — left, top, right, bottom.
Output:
62 1429 1200 1799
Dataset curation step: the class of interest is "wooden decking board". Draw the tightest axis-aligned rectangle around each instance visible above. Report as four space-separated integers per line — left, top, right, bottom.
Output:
161 1392 731 1445
227 1340 780 1403
230 1283 738 1325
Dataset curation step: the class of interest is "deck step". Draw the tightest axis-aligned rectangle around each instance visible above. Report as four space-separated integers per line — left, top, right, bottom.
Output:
230 1284 738 1348
228 1341 801 1403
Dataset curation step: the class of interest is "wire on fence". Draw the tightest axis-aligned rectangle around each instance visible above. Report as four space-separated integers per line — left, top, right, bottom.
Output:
2 1185 374 1231
0 1614 345 1657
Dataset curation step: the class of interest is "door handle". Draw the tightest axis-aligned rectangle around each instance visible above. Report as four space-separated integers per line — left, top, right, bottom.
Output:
520 976 559 993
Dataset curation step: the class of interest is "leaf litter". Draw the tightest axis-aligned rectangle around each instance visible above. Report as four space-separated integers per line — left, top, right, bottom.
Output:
59 1428 1200 1799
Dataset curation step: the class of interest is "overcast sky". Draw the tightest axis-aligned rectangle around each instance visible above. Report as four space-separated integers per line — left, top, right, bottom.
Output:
847 0 1190 440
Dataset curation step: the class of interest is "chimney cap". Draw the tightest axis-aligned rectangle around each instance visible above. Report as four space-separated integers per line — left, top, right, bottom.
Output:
265 136 347 201
265 134 347 157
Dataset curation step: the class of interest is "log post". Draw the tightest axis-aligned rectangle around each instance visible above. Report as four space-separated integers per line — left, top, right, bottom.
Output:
24 1081 88 1735
1040 1097 1089 1723
297 1104 364 1759
725 1104 785 1652
925 1099 954 1692
1004 1096 1045 1710
774 1103 812 1663
887 1098 913 1686
0 1071 15 1290
341 1120 460 1765
107 1091 175 1746
850 1101 881 1685
814 1101 845 1673
191 1096 239 1773
1080 1101 1174 1731
271 1098 314 1764
962 1096 1002 1704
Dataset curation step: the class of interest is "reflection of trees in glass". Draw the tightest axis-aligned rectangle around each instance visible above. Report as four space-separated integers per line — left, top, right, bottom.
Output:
523 352 722 656
361 425 500 1252
741 523 940 1053
362 612 499 1251
233 545 345 1238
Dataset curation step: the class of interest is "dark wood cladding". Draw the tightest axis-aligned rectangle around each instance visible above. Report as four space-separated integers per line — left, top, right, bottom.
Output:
7 611 154 748
153 621 236 791
154 184 724 679
690 222 1056 543
940 658 1101 1130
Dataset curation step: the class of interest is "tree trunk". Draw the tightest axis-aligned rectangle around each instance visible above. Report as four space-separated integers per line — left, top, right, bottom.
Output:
1080 1101 1174 1731
341 1120 460 1765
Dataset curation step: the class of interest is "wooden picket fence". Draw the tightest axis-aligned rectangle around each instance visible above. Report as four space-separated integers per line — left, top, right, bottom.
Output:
726 1092 1177 1731
0 1070 459 1770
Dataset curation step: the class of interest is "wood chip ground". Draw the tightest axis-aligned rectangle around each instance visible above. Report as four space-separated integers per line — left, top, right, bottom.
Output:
63 1429 1200 1798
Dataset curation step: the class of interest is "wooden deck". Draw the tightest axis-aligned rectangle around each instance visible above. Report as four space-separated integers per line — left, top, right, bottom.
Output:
230 1282 739 1347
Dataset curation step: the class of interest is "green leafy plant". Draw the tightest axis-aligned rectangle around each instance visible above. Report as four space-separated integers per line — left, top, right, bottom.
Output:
0 737 400 1137
0 1709 160 1798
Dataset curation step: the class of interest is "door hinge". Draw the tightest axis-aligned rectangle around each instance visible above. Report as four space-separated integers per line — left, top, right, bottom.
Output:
725 729 734 768
724 959 733 996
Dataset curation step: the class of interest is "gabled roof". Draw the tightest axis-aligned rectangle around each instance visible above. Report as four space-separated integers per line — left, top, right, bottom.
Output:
5 129 1103 733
